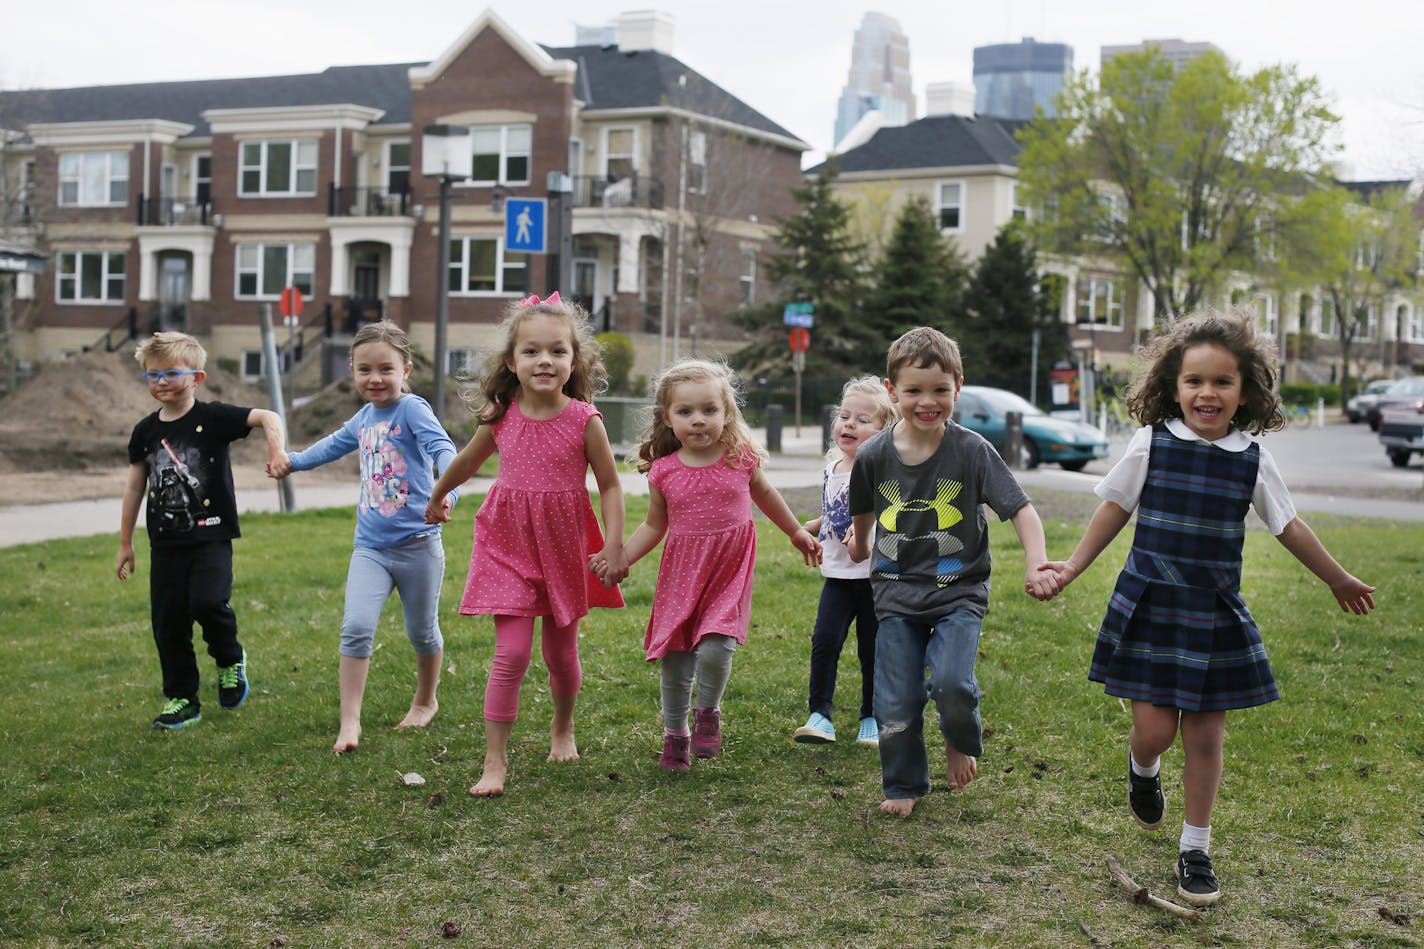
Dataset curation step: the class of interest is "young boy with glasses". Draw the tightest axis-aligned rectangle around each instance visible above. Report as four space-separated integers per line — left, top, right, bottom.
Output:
116 332 285 729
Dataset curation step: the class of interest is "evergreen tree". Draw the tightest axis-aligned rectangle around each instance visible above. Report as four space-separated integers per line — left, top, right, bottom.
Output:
732 164 870 378
962 224 1067 398
864 197 970 365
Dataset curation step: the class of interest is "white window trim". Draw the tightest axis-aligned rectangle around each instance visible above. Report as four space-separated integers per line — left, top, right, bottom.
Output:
687 129 707 195
1076 276 1124 330
602 125 639 179
385 140 412 194
191 153 212 203
447 236 529 296
936 179 965 233
234 242 316 299
463 125 532 187
56 250 126 304
238 139 319 197
58 151 129 207
739 248 756 304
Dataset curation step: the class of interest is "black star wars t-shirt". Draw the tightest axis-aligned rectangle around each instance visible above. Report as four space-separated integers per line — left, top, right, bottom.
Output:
127 400 252 546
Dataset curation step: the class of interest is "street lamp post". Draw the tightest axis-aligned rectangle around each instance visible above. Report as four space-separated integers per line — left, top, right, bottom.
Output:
421 125 472 426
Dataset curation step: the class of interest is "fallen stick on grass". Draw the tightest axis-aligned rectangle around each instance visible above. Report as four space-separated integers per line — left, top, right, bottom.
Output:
1105 855 1203 922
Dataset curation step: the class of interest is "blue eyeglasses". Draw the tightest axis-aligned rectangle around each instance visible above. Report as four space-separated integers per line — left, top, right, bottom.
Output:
141 369 200 383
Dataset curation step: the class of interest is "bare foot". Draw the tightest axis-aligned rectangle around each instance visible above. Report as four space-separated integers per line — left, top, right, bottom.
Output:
945 740 978 789
395 700 438 729
468 756 507 797
547 725 580 763
879 797 918 816
332 725 361 755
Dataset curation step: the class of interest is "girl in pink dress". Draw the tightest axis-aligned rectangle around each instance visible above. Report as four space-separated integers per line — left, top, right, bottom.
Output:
599 359 821 771
427 293 625 797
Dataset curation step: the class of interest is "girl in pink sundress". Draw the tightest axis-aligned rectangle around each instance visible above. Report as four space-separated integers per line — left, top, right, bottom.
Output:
595 359 821 772
427 293 625 798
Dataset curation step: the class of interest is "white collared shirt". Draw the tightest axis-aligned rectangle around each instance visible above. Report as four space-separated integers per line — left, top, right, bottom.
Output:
1094 420 1297 535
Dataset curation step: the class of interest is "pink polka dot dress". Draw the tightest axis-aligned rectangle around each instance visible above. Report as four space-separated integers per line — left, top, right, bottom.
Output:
642 448 759 660
459 398 624 626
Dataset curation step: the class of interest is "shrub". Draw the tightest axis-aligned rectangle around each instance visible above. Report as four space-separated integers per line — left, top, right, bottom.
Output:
597 331 635 393
1279 382 1340 407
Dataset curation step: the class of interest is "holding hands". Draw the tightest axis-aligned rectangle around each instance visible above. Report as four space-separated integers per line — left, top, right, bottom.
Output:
588 543 629 588
1023 562 1064 601
423 492 455 524
266 451 293 480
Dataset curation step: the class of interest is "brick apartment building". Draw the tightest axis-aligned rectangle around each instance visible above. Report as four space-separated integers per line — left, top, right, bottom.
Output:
0 9 807 385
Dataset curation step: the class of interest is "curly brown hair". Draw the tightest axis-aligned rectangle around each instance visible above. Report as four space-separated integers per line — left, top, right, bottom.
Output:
1126 310 1285 435
464 298 607 424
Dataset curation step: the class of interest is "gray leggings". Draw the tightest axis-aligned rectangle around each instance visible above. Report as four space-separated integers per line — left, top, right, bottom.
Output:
659 634 738 733
340 534 445 658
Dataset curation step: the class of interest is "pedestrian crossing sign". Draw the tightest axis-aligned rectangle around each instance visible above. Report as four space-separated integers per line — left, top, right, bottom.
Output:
505 198 547 253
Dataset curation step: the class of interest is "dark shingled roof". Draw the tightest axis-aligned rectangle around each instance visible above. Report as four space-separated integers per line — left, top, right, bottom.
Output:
0 64 418 139
1340 178 1412 200
543 44 800 142
0 45 800 146
808 114 1027 174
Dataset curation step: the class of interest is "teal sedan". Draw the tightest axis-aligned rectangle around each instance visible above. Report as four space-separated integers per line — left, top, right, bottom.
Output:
954 385 1109 472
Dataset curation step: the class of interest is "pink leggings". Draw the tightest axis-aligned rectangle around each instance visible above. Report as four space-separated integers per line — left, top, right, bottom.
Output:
484 615 582 723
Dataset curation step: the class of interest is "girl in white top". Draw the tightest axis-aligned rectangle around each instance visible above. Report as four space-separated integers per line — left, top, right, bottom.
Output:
793 376 897 746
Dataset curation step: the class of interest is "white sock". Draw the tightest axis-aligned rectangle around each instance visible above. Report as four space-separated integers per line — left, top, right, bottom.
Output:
1130 753 1160 778
1180 822 1211 854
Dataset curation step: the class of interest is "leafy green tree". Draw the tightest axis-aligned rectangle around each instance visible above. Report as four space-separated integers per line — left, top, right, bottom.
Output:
732 164 870 377
962 223 1067 397
863 197 970 364
1292 183 1422 397
1016 48 1339 319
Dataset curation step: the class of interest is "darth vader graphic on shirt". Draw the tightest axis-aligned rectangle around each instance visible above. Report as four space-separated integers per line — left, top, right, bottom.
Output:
129 400 251 546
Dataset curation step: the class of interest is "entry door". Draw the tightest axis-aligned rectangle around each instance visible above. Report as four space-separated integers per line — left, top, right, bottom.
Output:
159 256 190 331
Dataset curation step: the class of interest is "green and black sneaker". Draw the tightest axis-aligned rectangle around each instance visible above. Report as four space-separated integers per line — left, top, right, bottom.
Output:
153 697 201 730
217 649 250 710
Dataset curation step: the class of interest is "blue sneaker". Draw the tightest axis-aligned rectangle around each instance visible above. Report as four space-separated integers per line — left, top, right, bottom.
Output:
794 712 836 744
153 697 201 730
217 649 249 710
856 716 879 746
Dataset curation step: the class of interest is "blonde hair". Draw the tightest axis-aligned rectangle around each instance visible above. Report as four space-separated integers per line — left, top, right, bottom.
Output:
351 321 414 393
886 326 962 383
135 332 206 371
466 297 607 424
826 374 897 462
1127 309 1285 435
634 359 762 474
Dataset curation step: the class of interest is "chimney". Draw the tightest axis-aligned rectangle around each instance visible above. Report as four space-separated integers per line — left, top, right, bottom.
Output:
925 81 976 118
618 10 675 54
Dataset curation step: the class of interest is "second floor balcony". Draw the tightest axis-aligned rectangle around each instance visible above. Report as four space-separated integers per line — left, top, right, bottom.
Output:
569 175 665 210
329 185 412 218
138 196 214 227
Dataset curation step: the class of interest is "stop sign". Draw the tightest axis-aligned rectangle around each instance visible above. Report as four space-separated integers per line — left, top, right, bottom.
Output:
789 327 810 353
279 286 304 318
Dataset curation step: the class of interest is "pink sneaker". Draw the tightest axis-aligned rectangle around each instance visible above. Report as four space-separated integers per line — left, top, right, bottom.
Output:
659 733 691 771
691 706 722 758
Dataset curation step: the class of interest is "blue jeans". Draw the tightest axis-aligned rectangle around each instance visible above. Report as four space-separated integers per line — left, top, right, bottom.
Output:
340 533 445 658
874 610 984 800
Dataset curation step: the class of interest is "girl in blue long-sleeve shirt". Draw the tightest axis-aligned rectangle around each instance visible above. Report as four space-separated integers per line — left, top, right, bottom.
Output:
271 322 459 753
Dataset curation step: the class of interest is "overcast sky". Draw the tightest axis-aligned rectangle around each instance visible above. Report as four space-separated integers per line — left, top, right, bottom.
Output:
3 0 1421 178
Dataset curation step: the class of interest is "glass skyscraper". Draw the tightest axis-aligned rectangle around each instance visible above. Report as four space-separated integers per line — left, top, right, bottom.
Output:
973 37 1073 120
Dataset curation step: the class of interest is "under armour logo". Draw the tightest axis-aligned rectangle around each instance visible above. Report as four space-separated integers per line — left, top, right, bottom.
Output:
875 529 966 588
877 479 963 532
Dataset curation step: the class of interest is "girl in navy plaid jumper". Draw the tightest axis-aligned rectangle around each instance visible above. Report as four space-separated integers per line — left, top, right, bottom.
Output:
1044 312 1375 907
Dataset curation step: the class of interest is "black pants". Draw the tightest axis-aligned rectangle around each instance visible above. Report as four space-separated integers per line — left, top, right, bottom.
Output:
806 577 878 721
149 541 243 704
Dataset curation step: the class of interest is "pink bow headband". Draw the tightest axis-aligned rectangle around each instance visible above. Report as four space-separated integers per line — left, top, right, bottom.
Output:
519 291 561 307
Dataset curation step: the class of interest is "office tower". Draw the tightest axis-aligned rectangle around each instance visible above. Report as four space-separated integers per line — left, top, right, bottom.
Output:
834 12 915 147
1100 38 1224 70
973 37 1073 120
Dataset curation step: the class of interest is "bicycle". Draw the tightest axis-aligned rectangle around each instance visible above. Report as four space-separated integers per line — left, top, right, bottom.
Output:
1282 402 1314 429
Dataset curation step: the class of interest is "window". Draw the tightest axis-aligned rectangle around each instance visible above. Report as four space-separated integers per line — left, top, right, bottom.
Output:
739 249 756 304
386 141 411 195
240 349 291 381
1359 303 1378 340
937 181 963 231
1405 303 1422 343
58 151 129 206
470 126 530 185
447 348 476 376
193 154 212 204
1010 182 1027 221
687 130 707 194
1075 276 1123 329
1260 294 1278 336
1318 298 1337 338
57 251 126 303
239 139 318 196
236 243 315 297
605 128 636 180
1091 191 1127 242
447 237 528 295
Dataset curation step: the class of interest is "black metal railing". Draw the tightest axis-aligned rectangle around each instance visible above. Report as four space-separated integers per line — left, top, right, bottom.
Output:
85 307 152 353
137 196 213 226
327 185 412 218
569 175 665 210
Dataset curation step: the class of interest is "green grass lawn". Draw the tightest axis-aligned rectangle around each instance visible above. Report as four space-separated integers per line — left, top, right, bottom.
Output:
1 490 1420 947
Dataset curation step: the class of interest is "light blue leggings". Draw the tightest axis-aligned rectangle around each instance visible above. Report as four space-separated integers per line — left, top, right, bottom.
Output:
340 534 445 658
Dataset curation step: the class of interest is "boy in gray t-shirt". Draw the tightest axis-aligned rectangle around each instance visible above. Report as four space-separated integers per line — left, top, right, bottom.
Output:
848 327 1061 816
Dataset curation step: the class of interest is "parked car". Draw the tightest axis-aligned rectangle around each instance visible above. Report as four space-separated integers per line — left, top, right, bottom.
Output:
1377 382 1424 467
955 385 1109 471
1368 376 1424 432
1346 379 1395 423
